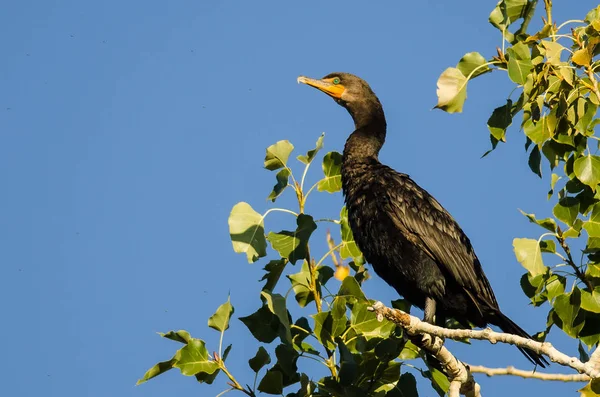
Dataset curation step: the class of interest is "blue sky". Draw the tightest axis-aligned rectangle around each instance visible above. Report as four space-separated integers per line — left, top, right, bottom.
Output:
0 1 595 396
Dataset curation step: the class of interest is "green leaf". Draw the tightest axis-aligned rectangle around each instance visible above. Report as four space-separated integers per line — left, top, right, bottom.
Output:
261 259 287 292
291 317 312 348
288 260 314 308
267 168 291 202
519 210 557 232
339 206 362 259
264 140 294 171
317 151 343 193
528 145 542 177
553 288 584 338
580 313 600 349
239 306 281 343
208 296 234 332
579 341 591 362
435 67 467 113
273 344 300 383
546 274 566 301
426 365 450 397
489 0 528 32
373 361 402 394
297 133 324 165
507 47 533 84
159 330 192 344
258 369 284 394
173 339 220 376
540 239 556 253
576 100 599 135
228 202 267 263
337 339 357 386
137 358 176 385
581 288 600 313
397 373 419 397
574 155 600 190
487 100 513 142
553 197 580 227
249 346 271 373
456 52 490 78
261 291 292 344
350 302 395 341
523 117 552 144
399 340 421 360
313 298 348 350
541 41 566 64
267 214 317 264
514 238 547 276
338 276 368 302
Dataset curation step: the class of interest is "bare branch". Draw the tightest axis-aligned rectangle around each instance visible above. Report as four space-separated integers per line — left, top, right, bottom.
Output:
368 302 481 396
468 365 590 382
368 301 600 382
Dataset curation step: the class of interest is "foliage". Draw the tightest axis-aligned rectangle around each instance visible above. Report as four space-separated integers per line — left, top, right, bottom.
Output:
435 1 600 395
139 2 600 395
138 133 437 395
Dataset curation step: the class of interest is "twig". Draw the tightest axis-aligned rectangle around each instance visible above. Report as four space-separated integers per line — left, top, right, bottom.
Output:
556 226 594 291
368 301 600 380
468 365 589 382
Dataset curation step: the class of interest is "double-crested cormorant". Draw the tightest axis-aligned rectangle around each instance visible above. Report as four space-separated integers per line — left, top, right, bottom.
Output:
298 72 547 367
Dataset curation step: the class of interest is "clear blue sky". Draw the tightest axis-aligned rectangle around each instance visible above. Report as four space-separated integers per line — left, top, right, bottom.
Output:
0 1 594 396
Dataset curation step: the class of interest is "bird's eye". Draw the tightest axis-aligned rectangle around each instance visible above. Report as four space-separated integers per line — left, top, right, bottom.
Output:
333 78 340 85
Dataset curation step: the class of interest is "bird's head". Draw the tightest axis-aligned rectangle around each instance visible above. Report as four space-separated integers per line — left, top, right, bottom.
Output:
297 72 384 128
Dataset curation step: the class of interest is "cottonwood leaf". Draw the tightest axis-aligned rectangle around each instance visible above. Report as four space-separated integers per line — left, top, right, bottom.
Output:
297 133 324 165
264 140 294 171
513 238 547 276
435 67 467 113
457 52 490 78
574 155 600 191
228 202 267 263
208 296 234 332
173 339 219 377
317 152 343 193
267 214 317 264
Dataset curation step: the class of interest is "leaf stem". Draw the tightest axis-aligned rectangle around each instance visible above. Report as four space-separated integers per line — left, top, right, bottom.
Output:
215 357 256 397
263 208 299 218
218 329 225 358
555 225 593 290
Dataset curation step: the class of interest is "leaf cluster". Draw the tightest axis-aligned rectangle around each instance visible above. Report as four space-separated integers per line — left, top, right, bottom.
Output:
436 2 600 394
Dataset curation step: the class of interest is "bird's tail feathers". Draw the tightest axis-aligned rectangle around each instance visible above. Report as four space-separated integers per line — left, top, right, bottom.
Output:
494 311 549 368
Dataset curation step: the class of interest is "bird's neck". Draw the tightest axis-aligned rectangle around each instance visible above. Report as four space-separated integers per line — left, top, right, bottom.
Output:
343 99 387 161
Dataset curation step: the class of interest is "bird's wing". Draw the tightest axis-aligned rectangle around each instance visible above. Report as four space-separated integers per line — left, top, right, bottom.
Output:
381 168 497 307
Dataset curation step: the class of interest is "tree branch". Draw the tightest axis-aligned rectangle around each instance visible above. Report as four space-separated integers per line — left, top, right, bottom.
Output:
368 301 600 387
468 365 590 382
368 302 481 397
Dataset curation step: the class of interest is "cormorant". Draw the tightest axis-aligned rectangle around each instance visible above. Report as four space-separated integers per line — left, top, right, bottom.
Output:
298 72 547 367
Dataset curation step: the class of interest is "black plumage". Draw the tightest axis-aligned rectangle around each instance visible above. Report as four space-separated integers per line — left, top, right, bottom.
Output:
298 72 547 367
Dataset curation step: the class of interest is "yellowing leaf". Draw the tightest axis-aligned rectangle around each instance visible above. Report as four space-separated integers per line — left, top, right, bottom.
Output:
513 238 547 276
573 48 592 67
579 378 600 397
435 67 467 113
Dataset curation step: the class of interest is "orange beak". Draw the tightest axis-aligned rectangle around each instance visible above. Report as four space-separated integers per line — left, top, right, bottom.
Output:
297 76 346 99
